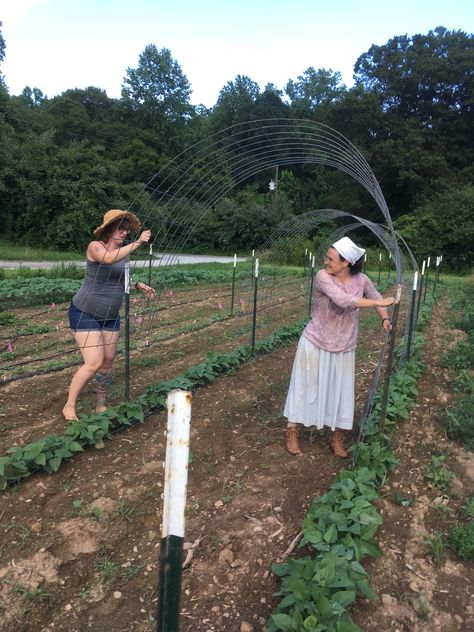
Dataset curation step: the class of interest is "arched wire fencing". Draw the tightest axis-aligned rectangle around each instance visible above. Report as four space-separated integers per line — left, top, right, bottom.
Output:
0 118 428 464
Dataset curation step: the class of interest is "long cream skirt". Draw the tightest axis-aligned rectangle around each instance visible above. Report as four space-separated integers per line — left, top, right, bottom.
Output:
283 335 355 430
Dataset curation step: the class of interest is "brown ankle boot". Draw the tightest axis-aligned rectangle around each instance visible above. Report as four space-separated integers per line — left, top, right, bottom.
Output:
330 430 348 458
286 426 302 455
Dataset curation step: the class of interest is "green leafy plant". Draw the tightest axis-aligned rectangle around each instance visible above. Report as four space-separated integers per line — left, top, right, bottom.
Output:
423 530 446 567
425 454 455 491
448 523 474 560
461 496 474 520
71 499 102 522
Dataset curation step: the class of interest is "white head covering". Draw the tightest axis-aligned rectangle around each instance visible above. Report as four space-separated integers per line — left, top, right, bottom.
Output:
332 237 365 265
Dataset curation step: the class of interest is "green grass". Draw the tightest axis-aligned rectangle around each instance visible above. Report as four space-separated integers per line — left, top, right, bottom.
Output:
0 240 83 261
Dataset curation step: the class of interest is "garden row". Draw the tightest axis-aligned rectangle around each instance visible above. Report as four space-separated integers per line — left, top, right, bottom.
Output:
267 288 440 632
0 318 306 491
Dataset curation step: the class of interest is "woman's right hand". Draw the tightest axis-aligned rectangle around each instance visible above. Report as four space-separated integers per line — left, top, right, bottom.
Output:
138 229 152 245
379 297 395 307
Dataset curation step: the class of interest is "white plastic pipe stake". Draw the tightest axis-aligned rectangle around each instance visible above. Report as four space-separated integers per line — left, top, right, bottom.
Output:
162 390 191 538
254 258 259 278
124 262 130 294
421 260 426 275
413 271 418 291
233 253 237 268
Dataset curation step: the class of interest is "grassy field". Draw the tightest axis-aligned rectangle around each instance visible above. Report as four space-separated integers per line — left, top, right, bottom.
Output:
0 240 83 261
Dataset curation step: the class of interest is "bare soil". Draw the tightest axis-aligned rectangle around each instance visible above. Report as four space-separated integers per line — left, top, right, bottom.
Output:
0 287 472 632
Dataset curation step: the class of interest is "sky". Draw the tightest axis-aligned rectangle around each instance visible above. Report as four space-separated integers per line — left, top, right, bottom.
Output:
1 0 473 108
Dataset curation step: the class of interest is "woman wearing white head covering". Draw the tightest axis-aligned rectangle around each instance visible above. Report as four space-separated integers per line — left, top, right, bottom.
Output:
284 237 395 457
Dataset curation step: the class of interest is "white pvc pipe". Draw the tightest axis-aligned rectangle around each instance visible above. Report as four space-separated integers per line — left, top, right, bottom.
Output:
125 262 130 294
162 389 192 539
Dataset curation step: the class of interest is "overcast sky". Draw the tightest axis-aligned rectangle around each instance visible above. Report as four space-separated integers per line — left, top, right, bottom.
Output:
1 0 473 107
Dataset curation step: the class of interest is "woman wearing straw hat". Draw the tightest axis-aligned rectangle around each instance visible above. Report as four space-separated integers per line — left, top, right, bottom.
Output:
62 209 155 421
284 237 394 457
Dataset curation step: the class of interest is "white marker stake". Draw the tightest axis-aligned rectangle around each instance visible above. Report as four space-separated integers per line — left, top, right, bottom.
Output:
421 260 426 276
124 262 130 295
233 253 237 268
413 271 418 291
158 389 192 632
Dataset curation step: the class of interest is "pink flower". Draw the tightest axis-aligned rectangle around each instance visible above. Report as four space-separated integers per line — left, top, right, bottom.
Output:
50 302 57 310
217 303 223 310
8 341 13 353
135 315 144 324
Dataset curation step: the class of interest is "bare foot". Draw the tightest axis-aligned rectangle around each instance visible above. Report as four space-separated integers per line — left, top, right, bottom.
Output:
95 404 108 413
62 404 78 421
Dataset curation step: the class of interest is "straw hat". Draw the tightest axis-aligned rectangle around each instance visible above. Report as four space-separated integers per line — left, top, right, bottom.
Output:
93 209 141 237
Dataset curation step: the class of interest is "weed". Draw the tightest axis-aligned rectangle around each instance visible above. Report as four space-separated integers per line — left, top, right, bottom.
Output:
77 584 91 600
114 499 140 523
423 530 446 566
72 499 103 522
448 523 474 560
12 583 51 603
462 496 474 520
425 454 455 491
433 502 450 523
121 562 145 584
6 523 31 548
451 369 473 394
414 594 431 621
186 500 200 514
94 551 119 587
442 393 474 450
443 341 474 371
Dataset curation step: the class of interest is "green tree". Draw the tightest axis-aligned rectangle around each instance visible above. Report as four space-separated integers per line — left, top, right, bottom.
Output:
285 67 346 117
0 20 6 89
396 183 474 268
211 75 261 130
121 45 192 122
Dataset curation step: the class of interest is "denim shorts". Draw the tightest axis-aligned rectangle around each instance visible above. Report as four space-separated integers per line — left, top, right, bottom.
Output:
68 302 120 332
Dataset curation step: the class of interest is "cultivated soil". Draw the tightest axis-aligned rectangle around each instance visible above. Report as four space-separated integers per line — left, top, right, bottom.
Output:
0 282 472 632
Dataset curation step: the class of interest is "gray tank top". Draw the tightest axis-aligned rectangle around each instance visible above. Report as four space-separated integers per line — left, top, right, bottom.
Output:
72 258 128 320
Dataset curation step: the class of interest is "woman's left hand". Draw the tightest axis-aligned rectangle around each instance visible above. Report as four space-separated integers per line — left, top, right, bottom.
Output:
136 282 156 300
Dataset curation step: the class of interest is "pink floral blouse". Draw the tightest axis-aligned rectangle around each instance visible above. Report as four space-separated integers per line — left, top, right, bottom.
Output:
303 269 382 353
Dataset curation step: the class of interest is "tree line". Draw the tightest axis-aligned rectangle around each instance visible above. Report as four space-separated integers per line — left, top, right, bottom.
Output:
0 25 472 268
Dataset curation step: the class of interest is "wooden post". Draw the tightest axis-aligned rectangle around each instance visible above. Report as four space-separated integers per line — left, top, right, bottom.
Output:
157 389 192 632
